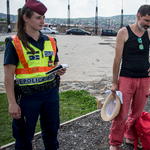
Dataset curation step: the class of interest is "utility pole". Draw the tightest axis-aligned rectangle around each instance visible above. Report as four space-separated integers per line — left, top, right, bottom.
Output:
68 0 70 29
120 0 123 28
95 0 98 35
7 0 10 25
108 19 110 29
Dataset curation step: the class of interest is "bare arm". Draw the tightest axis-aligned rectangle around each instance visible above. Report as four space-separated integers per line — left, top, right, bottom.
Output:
111 28 128 95
4 64 21 119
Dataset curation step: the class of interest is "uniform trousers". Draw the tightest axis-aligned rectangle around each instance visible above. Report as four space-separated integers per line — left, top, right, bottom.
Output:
109 76 150 146
13 86 60 150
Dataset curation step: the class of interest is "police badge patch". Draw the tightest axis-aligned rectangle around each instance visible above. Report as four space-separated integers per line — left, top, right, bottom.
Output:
44 51 54 57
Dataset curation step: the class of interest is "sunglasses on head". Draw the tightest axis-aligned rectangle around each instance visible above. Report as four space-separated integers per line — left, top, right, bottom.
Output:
137 37 144 50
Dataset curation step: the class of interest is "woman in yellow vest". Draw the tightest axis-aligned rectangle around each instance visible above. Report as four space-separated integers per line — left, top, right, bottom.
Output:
4 0 66 149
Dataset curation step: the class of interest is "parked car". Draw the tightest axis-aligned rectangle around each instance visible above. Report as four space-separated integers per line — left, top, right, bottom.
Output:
40 27 59 34
100 29 117 36
66 28 91 35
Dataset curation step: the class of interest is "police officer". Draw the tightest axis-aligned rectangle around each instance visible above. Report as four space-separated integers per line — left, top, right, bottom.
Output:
4 0 66 149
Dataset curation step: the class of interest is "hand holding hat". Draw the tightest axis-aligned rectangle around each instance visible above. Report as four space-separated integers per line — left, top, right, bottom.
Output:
101 91 123 122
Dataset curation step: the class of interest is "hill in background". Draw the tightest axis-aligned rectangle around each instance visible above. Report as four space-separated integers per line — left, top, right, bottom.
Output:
0 13 136 29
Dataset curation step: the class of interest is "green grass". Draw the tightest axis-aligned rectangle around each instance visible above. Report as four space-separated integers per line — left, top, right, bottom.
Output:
0 42 5 45
0 90 97 146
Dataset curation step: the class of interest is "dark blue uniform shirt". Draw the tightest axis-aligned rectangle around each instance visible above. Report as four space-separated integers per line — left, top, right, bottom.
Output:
4 31 59 66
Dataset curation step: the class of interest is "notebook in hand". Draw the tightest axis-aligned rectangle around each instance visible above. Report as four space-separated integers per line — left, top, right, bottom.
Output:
46 64 68 75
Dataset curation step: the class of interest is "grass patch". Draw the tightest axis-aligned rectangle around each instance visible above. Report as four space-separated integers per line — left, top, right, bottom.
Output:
0 42 5 45
59 90 97 122
0 90 97 146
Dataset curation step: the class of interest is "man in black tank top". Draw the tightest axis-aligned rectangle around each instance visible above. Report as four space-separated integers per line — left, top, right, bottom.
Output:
109 5 150 150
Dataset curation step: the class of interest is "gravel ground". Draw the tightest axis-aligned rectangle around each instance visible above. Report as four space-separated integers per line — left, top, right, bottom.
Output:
30 96 150 150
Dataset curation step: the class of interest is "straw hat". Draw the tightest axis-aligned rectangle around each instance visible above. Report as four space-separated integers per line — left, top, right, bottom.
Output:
101 92 121 121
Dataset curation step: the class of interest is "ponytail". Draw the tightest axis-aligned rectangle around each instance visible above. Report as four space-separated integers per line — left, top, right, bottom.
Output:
16 6 35 54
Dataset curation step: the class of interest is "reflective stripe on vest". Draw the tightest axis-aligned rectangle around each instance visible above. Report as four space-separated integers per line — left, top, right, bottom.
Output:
11 35 56 75
16 73 55 85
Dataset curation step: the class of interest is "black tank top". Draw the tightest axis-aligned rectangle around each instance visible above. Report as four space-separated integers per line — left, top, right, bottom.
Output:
120 25 149 78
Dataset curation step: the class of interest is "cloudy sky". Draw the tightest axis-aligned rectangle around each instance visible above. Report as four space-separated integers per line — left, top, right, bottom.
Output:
0 0 149 18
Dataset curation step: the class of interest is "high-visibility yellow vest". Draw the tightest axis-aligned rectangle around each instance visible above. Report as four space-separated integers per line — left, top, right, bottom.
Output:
11 35 56 86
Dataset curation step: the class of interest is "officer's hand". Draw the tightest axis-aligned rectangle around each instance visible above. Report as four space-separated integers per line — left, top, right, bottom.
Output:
9 102 21 119
111 83 118 98
56 68 66 76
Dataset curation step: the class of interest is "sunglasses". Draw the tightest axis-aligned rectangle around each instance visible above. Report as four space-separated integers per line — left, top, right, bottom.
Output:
137 37 144 50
